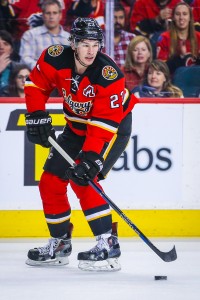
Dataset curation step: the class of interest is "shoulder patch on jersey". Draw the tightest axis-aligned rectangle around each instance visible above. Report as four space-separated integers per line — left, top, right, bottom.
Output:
48 45 64 57
102 65 118 80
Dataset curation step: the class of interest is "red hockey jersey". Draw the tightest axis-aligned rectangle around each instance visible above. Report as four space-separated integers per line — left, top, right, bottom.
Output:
24 45 131 156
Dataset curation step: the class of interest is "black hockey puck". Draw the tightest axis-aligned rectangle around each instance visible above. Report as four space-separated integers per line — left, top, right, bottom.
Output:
154 276 167 280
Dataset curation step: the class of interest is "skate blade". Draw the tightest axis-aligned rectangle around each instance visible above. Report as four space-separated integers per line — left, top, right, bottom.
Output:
25 256 69 267
78 258 121 272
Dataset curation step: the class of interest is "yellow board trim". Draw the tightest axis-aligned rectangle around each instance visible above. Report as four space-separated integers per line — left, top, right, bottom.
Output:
1 210 200 238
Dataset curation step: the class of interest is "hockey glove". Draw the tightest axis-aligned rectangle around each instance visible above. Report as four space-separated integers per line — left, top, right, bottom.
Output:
25 110 56 148
67 151 104 186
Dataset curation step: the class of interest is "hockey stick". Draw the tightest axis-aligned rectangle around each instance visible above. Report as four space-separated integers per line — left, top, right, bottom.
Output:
48 136 177 262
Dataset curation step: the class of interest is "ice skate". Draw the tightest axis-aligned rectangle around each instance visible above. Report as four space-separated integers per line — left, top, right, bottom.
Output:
78 222 121 271
26 223 73 266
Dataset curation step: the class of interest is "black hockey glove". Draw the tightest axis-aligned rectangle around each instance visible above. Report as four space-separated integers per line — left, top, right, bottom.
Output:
67 151 104 186
25 110 56 148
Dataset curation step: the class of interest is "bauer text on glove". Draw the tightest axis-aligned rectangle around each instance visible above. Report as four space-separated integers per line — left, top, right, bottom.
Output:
25 110 56 148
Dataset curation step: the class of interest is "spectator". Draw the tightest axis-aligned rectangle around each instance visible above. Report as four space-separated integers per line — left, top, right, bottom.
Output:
118 0 133 29
129 0 180 36
19 0 70 70
0 64 30 97
132 59 183 97
67 0 105 29
129 0 180 57
121 35 153 91
0 30 20 94
0 1 71 52
157 2 200 74
106 3 135 68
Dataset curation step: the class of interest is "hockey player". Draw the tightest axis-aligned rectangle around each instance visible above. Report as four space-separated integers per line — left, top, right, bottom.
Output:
24 17 137 271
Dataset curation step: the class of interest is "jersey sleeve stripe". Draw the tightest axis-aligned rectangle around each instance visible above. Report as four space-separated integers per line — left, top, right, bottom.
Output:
88 120 118 133
103 133 117 160
24 80 46 91
122 88 130 105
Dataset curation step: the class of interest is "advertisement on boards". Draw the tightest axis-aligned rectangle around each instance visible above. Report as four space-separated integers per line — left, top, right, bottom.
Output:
0 102 199 210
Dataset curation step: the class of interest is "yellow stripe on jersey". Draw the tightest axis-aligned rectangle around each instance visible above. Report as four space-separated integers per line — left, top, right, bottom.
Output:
88 120 118 133
24 80 46 91
103 133 117 161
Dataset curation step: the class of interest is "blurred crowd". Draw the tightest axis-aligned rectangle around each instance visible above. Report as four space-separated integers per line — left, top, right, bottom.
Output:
1 0 200 98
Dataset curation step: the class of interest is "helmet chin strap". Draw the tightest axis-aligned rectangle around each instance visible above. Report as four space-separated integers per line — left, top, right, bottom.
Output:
74 50 89 68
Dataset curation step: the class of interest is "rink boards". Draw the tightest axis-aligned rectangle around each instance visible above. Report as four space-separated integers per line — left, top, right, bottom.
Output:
0 99 200 237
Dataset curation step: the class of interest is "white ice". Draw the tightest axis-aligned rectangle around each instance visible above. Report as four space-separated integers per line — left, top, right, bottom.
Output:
0 238 199 300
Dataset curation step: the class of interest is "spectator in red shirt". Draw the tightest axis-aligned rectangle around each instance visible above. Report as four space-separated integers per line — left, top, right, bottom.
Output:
129 0 181 57
121 35 153 91
0 0 71 50
157 2 200 73
129 0 180 36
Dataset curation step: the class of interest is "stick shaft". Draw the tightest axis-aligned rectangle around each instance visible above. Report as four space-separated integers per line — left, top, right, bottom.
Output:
48 136 177 262
49 136 76 167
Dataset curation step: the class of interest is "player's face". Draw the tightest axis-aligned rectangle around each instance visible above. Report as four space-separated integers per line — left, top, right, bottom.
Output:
173 5 190 30
132 41 151 64
76 40 100 65
43 4 62 29
147 67 166 92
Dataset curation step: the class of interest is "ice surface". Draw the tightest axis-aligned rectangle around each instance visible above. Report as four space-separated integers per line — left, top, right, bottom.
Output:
0 238 199 300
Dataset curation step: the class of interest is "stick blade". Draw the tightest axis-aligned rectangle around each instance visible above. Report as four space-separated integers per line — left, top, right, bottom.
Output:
158 245 177 262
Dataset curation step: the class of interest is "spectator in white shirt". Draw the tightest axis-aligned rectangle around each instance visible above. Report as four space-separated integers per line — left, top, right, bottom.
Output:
19 0 70 70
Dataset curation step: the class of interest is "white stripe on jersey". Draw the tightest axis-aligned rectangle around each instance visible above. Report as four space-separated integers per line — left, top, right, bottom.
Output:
88 119 118 133
85 208 111 221
63 112 88 124
46 214 71 224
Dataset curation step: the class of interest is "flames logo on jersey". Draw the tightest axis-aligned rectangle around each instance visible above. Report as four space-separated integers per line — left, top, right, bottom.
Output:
48 45 64 57
102 66 118 80
64 94 92 116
